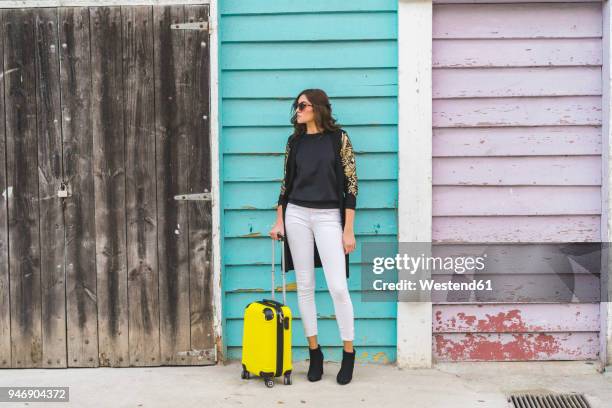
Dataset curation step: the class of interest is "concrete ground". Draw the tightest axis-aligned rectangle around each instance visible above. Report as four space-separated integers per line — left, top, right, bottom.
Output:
0 360 611 408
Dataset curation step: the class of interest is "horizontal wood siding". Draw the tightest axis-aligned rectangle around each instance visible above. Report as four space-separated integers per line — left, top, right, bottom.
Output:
219 0 398 363
432 2 602 361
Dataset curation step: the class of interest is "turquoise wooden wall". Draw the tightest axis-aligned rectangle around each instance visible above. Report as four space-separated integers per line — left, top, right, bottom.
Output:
218 0 398 363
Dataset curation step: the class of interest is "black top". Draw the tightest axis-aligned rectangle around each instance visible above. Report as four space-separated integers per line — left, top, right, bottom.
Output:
288 131 340 209
277 128 358 278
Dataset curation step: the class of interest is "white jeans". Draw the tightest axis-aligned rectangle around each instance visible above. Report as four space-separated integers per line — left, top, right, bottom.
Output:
284 202 355 341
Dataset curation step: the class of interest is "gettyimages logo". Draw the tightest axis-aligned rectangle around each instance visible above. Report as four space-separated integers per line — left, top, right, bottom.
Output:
360 242 609 303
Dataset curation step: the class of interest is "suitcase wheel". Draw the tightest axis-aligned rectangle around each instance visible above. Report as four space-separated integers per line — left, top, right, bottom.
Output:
264 378 274 388
283 373 292 385
241 364 251 380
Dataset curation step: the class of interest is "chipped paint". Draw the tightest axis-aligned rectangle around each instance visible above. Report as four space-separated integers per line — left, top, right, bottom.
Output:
215 334 223 363
372 351 389 363
354 350 390 364
433 305 600 333
433 332 601 361
241 232 262 238
357 351 369 362
275 282 297 292
2 186 12 200
434 333 560 361
433 305 599 360
447 310 545 333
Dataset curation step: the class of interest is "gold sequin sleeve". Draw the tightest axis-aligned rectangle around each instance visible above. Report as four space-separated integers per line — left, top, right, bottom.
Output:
277 137 291 206
340 130 358 209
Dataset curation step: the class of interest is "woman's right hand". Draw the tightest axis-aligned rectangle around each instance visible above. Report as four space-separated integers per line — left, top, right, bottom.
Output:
269 222 285 241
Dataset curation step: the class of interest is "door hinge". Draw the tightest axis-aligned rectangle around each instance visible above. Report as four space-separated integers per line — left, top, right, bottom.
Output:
171 21 209 31
174 192 212 201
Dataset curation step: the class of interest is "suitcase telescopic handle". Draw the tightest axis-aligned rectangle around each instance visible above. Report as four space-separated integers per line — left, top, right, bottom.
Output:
271 233 286 304
262 299 284 308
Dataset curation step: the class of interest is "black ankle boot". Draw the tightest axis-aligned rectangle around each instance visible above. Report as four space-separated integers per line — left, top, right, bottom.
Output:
307 344 324 382
336 348 356 385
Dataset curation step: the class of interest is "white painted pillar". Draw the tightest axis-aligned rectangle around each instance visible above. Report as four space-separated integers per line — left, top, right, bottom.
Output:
602 0 612 371
208 0 223 364
397 0 433 368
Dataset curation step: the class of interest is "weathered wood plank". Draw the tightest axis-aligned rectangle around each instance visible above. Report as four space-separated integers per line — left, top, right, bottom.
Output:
433 67 602 98
433 304 600 333
434 332 599 361
122 5 161 367
433 157 601 186
433 186 601 216
433 126 602 157
223 180 396 210
223 153 396 182
59 6 99 368
154 5 193 365
222 69 397 99
223 125 397 154
433 3 602 39
224 208 396 237
430 273 600 303
35 7 66 368
0 10 10 368
220 12 395 43
185 4 215 364
90 6 129 367
433 96 602 127
220 0 397 14
221 97 396 127
433 215 600 242
4 8 43 368
433 38 601 68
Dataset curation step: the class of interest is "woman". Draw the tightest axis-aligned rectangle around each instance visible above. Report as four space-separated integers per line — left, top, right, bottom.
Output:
269 89 358 385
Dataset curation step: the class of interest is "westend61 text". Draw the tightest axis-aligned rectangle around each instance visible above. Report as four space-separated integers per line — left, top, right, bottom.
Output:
372 279 493 291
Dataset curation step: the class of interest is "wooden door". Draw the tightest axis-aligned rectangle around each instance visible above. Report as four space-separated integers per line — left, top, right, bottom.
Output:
0 4 214 368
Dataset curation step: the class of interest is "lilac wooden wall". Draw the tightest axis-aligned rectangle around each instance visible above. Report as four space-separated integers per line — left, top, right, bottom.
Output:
431 2 602 361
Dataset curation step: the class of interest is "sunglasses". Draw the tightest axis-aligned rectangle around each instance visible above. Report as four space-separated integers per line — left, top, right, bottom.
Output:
293 101 313 112
292 101 331 112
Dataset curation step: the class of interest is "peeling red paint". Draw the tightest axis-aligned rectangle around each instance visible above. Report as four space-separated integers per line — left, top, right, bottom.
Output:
456 312 476 327
435 333 561 361
435 310 442 322
478 310 525 332
435 309 549 332
432 305 600 361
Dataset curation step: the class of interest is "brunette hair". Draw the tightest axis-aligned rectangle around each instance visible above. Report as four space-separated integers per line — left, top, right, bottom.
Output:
289 89 341 140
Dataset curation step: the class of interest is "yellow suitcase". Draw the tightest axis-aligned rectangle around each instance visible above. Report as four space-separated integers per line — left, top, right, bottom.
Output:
241 234 293 387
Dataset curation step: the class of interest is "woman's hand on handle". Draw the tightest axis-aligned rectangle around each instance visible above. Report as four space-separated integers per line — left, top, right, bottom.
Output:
269 221 285 241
